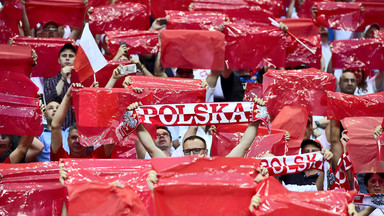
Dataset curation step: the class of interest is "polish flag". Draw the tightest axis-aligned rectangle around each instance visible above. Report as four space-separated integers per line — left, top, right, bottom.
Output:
74 22 107 82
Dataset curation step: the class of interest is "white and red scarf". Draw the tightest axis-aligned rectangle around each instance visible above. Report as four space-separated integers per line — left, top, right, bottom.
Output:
115 102 270 141
355 193 384 209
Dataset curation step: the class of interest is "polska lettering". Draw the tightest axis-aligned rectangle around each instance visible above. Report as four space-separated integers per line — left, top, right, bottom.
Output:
136 102 270 126
259 152 324 175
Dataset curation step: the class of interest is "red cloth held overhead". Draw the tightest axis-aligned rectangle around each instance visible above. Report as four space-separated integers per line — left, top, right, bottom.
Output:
71 87 154 146
271 106 308 155
11 36 75 78
327 91 384 120
314 2 364 31
263 68 336 116
151 0 192 18
165 10 227 30
331 38 384 70
0 44 34 77
341 117 383 173
89 2 149 34
105 30 159 57
223 23 286 69
297 0 331 19
253 177 356 215
0 71 43 137
25 0 86 29
245 0 285 18
243 82 263 102
359 2 384 32
0 0 23 35
275 18 320 37
160 30 225 70
285 35 322 69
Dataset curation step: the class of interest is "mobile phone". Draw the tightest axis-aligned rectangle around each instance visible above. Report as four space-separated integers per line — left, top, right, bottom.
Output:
121 64 137 75
160 19 167 25
38 93 45 105
119 41 127 47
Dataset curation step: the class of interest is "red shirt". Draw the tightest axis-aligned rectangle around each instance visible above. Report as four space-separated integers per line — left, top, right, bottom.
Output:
50 145 108 161
2 156 10 163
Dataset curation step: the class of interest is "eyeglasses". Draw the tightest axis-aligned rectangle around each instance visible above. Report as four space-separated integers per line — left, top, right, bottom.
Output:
156 133 169 138
183 148 206 155
43 27 58 32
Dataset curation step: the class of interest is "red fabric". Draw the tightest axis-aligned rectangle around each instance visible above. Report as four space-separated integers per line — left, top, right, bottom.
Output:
263 68 336 116
105 30 159 57
151 157 259 216
374 30 384 39
314 2 364 31
50 145 107 161
224 23 286 69
0 162 66 216
331 38 384 70
165 10 227 30
0 0 23 35
285 34 321 69
89 2 148 34
25 0 86 29
160 30 225 70
327 91 384 120
71 87 154 146
129 76 206 104
2 156 10 163
245 0 285 18
243 83 263 101
151 0 192 18
73 45 95 82
67 182 148 216
341 117 383 173
253 177 356 215
0 44 33 77
79 60 131 88
275 18 320 37
0 71 42 137
0 20 14 44
271 106 308 155
378 134 384 161
211 125 286 157
297 0 331 19
61 158 153 215
11 36 75 78
359 2 384 32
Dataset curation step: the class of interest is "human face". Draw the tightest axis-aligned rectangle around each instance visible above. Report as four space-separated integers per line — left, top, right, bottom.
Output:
58 49 76 67
302 144 321 154
367 174 384 193
68 129 86 157
154 129 171 150
45 101 59 123
339 72 357 95
41 24 59 38
352 70 363 85
365 25 379 39
183 139 207 156
0 134 11 158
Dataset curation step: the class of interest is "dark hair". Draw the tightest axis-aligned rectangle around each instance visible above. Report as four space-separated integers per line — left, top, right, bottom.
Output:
183 135 207 149
364 173 384 187
59 43 76 56
156 126 172 141
69 123 77 134
300 139 322 152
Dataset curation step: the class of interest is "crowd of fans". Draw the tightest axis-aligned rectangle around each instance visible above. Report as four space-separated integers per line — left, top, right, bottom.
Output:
1 0 384 215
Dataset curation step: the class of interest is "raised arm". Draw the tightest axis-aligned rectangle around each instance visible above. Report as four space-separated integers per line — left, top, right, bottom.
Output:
105 65 126 88
25 137 44 162
329 120 343 171
8 136 34 164
227 98 265 157
128 102 167 158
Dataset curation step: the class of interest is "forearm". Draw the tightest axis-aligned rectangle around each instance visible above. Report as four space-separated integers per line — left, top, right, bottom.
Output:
287 0 295 18
183 126 198 143
154 53 167 77
51 93 71 129
9 136 34 164
25 137 44 162
375 70 384 91
105 77 118 88
21 4 32 36
140 66 154 77
330 120 342 170
55 79 66 96
316 171 324 191
137 124 167 158
227 121 260 157
358 207 376 216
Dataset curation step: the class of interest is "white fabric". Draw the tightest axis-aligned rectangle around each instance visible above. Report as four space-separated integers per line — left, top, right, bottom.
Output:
206 87 215 102
316 131 331 151
282 182 318 192
213 76 225 99
30 77 45 95
321 43 332 72
63 25 71 39
355 75 378 95
193 69 210 80
334 30 353 40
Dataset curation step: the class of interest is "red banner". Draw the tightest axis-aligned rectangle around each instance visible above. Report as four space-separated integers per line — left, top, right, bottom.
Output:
25 0 86 29
61 158 152 215
0 0 23 35
223 23 286 69
253 177 356 215
285 34 321 69
271 106 308 155
0 162 66 216
275 18 320 37
211 125 286 157
243 82 263 102
72 87 154 146
0 71 43 137
359 2 384 32
165 10 227 30
314 2 363 31
245 0 285 18
160 30 225 70
263 68 336 116
0 44 34 77
331 38 384 70
297 0 331 19
327 91 384 120
89 3 149 34
105 30 158 57
341 117 383 173
11 36 75 78
150 0 192 18
374 30 384 39
151 157 260 216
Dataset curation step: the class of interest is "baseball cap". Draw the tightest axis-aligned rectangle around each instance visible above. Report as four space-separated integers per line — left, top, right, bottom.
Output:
59 43 76 56
300 139 322 151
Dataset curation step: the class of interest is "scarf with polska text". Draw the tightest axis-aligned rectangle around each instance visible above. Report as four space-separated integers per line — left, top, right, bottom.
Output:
259 152 330 190
115 101 270 141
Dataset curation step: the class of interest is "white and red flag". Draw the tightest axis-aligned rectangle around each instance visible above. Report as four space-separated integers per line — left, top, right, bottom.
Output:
74 22 107 82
